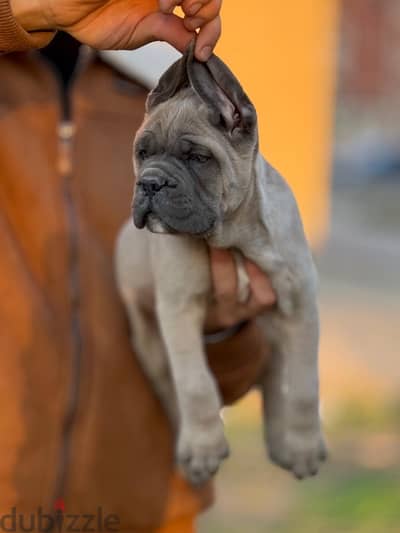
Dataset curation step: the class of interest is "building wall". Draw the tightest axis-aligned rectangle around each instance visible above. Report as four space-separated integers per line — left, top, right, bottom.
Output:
339 0 400 102
215 1 339 246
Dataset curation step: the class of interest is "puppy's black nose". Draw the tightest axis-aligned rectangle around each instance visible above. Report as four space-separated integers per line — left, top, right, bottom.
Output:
137 177 176 197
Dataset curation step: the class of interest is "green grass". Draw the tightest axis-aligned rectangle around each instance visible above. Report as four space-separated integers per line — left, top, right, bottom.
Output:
279 470 400 533
330 398 400 434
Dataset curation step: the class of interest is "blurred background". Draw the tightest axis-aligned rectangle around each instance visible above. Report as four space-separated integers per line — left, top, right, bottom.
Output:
199 1 400 531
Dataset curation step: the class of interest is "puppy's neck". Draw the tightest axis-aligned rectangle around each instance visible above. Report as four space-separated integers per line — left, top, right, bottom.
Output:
207 152 266 249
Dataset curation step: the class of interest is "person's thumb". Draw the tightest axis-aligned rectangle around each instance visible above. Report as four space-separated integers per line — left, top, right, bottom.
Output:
131 12 195 51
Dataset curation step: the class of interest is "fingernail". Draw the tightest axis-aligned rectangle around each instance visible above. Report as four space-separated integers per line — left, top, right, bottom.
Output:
188 2 202 15
197 45 212 61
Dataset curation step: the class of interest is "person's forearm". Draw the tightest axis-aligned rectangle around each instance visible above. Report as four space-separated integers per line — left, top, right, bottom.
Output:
9 0 52 32
0 0 55 53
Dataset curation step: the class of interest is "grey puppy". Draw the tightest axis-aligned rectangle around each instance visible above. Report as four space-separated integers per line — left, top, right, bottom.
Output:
115 44 326 485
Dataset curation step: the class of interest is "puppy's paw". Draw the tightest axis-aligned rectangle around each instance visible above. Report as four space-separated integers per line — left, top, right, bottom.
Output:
268 428 327 479
177 421 230 485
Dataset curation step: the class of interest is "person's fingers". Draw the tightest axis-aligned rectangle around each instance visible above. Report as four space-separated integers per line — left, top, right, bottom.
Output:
133 12 195 51
244 259 277 307
159 0 180 14
209 248 238 307
181 0 204 16
182 1 220 31
241 291 273 318
206 292 265 331
158 0 221 59
194 15 221 60
182 0 221 20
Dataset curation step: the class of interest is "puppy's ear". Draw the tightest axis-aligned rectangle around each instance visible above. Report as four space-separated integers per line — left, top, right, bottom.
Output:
187 49 257 138
146 47 190 112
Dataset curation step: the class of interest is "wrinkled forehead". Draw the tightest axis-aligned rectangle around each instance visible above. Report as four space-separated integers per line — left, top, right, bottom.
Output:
138 90 213 147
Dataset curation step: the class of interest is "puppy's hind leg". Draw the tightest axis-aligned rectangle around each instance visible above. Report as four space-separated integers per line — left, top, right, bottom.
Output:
121 289 178 427
258 301 327 479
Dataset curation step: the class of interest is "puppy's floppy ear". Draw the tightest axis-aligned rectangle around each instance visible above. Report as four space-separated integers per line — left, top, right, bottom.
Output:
186 45 257 138
146 48 190 112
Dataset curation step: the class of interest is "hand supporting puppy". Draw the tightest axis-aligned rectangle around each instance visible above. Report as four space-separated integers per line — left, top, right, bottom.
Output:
206 248 277 333
10 0 221 60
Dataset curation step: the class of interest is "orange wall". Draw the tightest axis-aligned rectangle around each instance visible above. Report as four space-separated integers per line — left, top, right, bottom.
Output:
215 1 339 246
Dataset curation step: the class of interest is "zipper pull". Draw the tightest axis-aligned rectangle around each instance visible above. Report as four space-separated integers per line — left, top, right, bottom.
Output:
58 121 76 176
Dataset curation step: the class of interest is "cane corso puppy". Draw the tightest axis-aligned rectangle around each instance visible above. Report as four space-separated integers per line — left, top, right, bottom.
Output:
115 43 326 485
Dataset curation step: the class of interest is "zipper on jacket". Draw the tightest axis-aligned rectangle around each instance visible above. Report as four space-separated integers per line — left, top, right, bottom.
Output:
50 119 82 520
36 41 94 521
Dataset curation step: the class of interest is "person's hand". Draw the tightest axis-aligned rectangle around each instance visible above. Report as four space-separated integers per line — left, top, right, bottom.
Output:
160 0 221 61
10 0 221 60
205 248 276 333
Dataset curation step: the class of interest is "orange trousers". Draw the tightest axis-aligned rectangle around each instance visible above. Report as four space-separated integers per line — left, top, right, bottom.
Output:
155 472 212 533
157 515 195 533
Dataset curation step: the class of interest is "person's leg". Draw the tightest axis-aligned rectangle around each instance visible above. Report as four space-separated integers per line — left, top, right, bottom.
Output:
156 515 196 533
156 471 212 533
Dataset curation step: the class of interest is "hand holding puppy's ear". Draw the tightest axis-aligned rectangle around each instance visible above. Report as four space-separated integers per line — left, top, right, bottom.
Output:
159 0 222 60
10 0 221 58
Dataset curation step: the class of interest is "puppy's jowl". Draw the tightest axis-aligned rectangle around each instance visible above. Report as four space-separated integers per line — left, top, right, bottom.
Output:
115 43 327 484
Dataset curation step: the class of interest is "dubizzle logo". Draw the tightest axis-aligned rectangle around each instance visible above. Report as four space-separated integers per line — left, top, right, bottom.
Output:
0 500 120 532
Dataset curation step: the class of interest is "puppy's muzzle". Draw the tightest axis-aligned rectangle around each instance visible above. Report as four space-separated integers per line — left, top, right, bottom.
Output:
133 175 177 229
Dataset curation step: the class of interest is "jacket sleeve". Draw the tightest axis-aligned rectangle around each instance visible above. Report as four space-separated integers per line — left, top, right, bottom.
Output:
0 0 55 53
206 321 269 405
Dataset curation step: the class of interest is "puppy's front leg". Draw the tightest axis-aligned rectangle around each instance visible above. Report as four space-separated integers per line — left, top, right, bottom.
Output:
151 234 229 485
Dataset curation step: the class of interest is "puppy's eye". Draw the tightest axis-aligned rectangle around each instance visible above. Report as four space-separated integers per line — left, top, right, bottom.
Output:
137 149 148 161
189 153 210 163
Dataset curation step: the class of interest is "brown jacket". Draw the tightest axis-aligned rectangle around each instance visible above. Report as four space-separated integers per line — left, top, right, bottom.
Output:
0 2 268 530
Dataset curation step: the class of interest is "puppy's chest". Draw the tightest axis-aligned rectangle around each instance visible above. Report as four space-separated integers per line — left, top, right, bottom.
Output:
207 219 270 256
207 222 242 249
